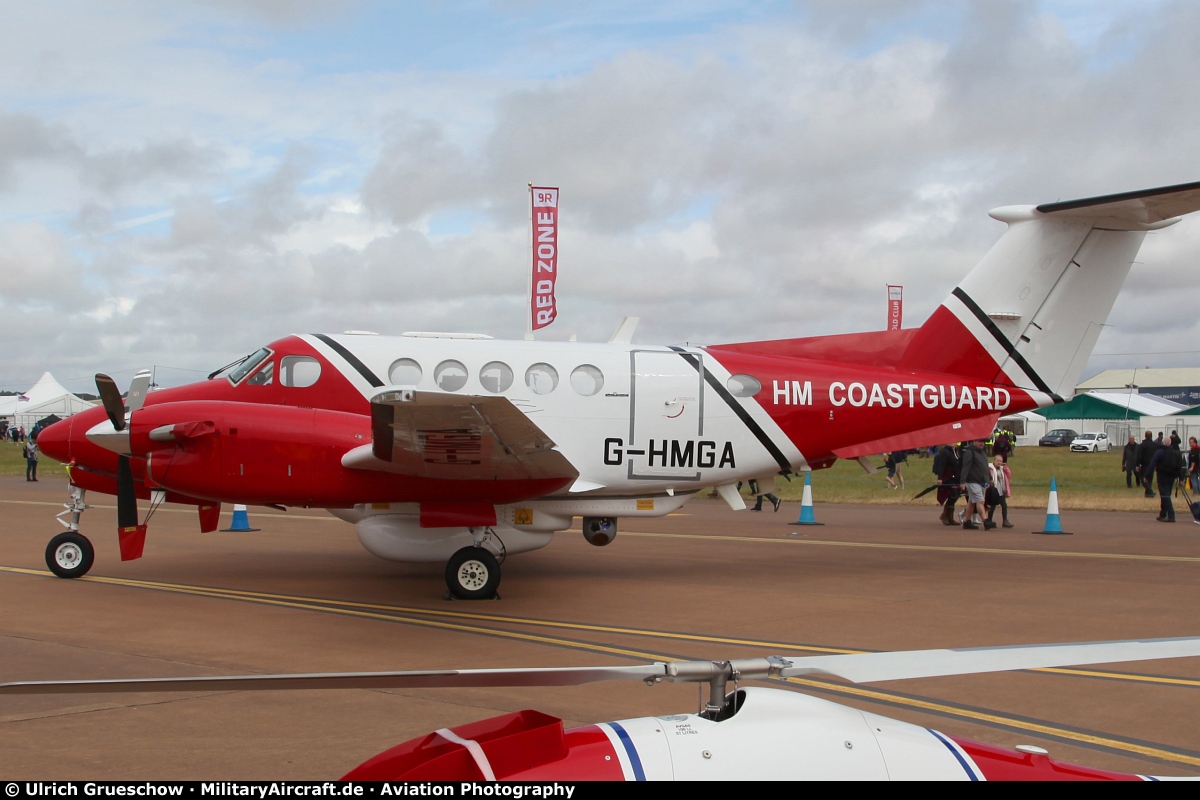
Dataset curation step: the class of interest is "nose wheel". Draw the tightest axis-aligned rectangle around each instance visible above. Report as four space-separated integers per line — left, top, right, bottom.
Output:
46 532 95 579
445 546 501 600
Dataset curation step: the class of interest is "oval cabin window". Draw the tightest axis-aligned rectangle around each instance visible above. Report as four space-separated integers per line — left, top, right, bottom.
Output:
480 361 514 393
434 360 469 392
525 363 559 395
570 364 604 396
388 358 422 386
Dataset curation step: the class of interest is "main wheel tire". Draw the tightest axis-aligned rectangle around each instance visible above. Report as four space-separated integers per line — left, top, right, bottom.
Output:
445 546 500 600
46 532 95 579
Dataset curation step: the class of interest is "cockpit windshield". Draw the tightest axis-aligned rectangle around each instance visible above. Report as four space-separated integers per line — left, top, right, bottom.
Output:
222 348 272 384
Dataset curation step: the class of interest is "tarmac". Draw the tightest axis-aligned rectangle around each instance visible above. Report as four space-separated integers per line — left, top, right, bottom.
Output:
2 473 1200 779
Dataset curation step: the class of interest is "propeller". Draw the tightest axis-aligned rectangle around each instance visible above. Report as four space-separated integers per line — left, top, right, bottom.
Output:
94 370 154 560
3 636 1199 699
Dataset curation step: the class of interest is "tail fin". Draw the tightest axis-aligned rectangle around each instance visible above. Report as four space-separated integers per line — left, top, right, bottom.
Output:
900 181 1200 402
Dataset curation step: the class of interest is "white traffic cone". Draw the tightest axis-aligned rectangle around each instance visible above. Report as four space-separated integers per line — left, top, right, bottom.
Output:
1033 477 1071 535
790 472 824 527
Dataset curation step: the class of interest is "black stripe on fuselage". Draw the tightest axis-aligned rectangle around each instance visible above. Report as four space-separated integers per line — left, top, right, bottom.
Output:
669 346 792 472
950 287 1063 404
312 333 385 388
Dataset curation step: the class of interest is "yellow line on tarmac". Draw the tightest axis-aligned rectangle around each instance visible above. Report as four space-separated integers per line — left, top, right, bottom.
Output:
3 566 1198 689
2 565 1197 767
622 530 1200 564
0 566 668 662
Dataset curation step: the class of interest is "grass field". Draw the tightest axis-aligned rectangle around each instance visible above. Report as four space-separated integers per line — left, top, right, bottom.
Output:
733 446 1182 512
2 438 1183 513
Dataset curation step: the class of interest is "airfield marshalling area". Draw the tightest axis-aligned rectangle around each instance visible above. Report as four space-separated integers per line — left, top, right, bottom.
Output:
2 476 1199 779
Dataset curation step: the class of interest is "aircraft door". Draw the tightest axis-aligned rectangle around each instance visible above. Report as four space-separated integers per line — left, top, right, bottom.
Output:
628 350 704 481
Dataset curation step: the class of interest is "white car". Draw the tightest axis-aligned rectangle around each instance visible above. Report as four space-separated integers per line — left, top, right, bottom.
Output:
1070 432 1111 452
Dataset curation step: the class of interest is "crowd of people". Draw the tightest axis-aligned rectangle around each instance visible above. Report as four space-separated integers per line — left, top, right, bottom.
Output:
1121 430 1199 523
923 427 1198 529
929 434 1015 531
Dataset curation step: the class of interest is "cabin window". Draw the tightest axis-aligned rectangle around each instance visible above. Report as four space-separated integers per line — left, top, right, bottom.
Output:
246 361 275 386
480 361 514 393
570 364 604 396
227 348 271 384
435 360 469 392
280 356 321 388
727 374 761 397
388 358 422 386
525 363 559 395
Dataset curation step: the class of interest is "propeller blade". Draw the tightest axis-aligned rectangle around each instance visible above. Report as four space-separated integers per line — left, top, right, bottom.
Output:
778 636 1200 684
95 373 126 432
0 664 667 696
116 455 139 530
126 369 152 413
7 636 1200 697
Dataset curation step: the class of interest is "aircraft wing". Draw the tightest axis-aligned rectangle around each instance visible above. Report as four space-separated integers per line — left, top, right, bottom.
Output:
342 388 579 483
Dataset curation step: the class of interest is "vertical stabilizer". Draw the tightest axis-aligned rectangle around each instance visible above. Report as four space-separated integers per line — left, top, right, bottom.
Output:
900 181 1200 404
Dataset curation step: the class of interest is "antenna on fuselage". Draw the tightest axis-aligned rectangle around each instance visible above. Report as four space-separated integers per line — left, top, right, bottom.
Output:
609 317 639 344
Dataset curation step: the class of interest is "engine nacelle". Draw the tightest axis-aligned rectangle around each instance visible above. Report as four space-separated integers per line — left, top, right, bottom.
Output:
356 514 554 563
582 517 617 546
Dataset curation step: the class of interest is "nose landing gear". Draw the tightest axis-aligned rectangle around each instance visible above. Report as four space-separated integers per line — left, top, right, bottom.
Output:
47 487 95 579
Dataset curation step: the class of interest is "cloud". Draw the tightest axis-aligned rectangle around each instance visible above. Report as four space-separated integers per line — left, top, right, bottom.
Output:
4 0 1200 393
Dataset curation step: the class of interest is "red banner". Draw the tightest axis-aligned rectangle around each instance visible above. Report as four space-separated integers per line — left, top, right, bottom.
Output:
887 285 903 331
530 187 559 331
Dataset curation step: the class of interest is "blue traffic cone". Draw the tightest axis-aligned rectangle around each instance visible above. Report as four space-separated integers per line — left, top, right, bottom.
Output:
221 504 261 532
1033 477 1071 535
790 472 824 527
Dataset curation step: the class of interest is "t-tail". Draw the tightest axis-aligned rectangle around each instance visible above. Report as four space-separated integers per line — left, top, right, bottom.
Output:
900 180 1200 406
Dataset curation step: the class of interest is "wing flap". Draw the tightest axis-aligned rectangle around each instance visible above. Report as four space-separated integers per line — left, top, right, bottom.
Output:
345 389 579 483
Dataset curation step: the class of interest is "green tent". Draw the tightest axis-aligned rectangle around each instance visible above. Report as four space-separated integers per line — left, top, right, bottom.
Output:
1040 394 1147 420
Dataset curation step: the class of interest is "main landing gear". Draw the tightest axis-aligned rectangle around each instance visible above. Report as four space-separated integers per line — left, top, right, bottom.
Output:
46 487 95 579
444 527 504 600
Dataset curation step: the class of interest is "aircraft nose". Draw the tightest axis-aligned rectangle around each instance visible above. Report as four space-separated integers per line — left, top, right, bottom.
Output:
37 417 73 463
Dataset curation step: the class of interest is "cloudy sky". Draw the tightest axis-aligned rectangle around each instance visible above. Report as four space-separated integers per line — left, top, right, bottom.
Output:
3 0 1200 394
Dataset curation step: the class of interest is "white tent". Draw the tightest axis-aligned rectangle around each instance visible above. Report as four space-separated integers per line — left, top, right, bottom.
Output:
0 372 95 430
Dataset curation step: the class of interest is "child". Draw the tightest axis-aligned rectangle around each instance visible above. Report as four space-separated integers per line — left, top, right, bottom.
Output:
984 455 1013 529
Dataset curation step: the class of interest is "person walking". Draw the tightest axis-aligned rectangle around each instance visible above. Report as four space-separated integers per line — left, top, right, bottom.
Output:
984 455 1014 529
933 443 961 526
958 439 990 530
747 479 781 512
1136 431 1158 498
1146 439 1183 522
992 430 1012 463
1188 437 1199 495
1121 435 1138 488
24 438 39 482
885 449 908 490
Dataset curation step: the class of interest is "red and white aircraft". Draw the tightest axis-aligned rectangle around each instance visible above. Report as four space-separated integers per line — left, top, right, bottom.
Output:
36 180 1200 597
4 636 1200 780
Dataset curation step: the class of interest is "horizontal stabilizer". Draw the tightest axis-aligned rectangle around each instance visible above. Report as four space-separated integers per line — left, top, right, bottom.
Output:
832 414 998 459
1035 179 1200 228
